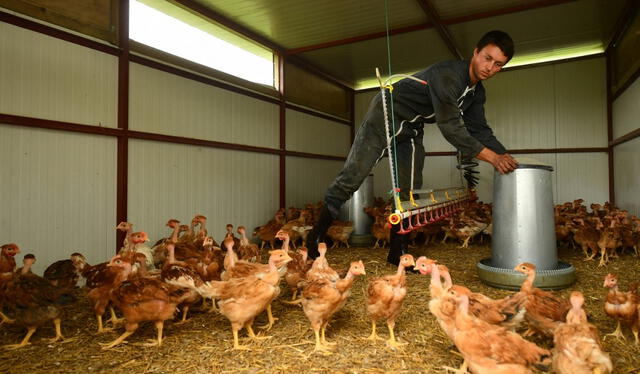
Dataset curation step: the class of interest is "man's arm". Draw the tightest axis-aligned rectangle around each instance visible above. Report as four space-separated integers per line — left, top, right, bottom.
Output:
427 68 486 157
462 90 507 154
462 86 517 174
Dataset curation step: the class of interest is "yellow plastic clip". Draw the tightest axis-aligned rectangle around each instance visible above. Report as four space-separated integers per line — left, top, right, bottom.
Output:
385 84 394 93
430 192 437 203
409 191 418 207
445 191 451 200
395 195 405 212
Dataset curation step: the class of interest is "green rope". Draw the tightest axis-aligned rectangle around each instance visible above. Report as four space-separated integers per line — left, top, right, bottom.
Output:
384 0 401 204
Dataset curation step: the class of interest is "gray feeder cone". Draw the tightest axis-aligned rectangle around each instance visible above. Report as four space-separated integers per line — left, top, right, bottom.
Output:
339 174 374 246
477 163 575 290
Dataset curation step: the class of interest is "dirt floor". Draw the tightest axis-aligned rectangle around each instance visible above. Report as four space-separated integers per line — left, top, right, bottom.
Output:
1 239 639 374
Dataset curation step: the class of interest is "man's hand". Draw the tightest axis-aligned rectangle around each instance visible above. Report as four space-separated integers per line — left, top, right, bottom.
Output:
476 147 518 174
492 153 518 174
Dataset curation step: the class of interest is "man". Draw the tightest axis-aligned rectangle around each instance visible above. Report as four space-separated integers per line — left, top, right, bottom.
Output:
307 30 519 264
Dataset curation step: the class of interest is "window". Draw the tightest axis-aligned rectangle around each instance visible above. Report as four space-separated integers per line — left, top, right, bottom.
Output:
129 0 274 86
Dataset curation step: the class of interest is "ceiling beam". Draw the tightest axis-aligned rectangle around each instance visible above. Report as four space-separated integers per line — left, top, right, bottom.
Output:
415 0 463 59
171 0 352 90
605 0 639 52
287 0 578 55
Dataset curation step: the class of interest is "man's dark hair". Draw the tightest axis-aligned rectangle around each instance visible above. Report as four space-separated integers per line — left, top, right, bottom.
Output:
476 30 514 62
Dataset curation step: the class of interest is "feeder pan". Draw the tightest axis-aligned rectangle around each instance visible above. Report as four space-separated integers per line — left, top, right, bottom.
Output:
477 161 575 290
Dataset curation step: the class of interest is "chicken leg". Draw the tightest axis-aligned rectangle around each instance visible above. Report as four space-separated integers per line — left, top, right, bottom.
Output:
257 304 278 330
106 307 125 326
366 321 384 341
44 318 65 343
175 306 190 324
246 324 271 341
96 315 114 333
139 321 164 346
321 324 336 346
0 311 14 325
386 320 406 349
603 321 625 341
3 327 36 349
312 327 332 353
100 330 134 350
232 327 250 350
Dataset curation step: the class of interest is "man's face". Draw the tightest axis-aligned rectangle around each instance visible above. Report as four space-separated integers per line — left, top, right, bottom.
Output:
469 44 508 83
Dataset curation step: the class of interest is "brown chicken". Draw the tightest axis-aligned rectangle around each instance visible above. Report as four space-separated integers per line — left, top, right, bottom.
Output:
415 257 457 342
603 273 639 343
86 259 124 333
237 226 260 262
366 254 414 348
253 210 286 250
326 221 354 249
514 262 570 337
0 256 75 349
305 242 339 283
153 219 181 266
301 260 365 353
43 252 86 289
100 255 193 349
448 285 552 374
0 243 20 274
220 236 291 330
177 250 292 349
552 291 613 374
160 242 201 323
281 230 311 301
15 253 36 275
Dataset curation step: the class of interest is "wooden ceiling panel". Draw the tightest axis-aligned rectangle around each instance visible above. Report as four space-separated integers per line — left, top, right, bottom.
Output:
193 0 427 49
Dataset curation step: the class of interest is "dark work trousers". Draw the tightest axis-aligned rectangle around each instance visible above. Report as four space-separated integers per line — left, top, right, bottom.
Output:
324 94 426 214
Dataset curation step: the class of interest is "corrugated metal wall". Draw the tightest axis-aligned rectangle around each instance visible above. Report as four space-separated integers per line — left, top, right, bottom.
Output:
356 58 610 206
130 63 279 148
285 157 344 208
285 109 351 156
0 124 117 275
612 77 640 138
128 139 279 243
0 22 117 127
613 78 640 216
0 19 352 273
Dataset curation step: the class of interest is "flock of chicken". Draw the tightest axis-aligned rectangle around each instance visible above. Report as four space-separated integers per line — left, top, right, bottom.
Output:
555 199 640 266
0 199 639 373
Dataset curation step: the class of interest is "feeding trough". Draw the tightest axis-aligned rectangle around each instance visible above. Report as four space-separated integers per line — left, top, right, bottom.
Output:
477 161 575 290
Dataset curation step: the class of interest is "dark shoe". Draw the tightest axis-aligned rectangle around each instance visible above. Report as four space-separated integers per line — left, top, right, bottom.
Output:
307 205 336 259
386 219 409 266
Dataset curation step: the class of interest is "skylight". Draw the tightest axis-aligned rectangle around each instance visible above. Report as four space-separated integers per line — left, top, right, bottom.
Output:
129 0 274 86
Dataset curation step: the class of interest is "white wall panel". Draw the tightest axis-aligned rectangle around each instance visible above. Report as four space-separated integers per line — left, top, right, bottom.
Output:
0 22 117 127
129 63 279 149
0 124 117 275
613 77 640 139
554 58 607 147
555 153 608 205
354 90 377 129
285 109 351 156
484 66 557 149
285 157 343 207
614 138 640 216
424 123 456 152
127 139 279 244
